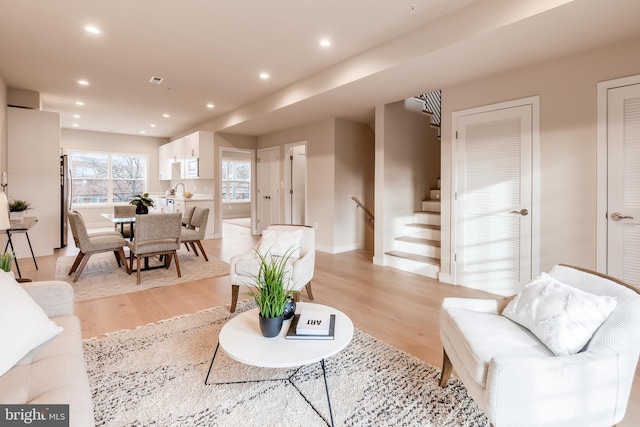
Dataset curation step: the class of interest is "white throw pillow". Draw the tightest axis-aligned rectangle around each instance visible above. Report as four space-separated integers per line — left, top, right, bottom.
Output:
502 272 617 356
0 270 63 376
257 229 303 259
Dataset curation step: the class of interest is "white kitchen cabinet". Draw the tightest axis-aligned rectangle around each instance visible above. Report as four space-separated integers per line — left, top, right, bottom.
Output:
158 138 184 180
183 131 214 179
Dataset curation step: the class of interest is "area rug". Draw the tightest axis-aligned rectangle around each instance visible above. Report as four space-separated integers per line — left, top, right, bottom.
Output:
54 249 229 302
83 302 489 427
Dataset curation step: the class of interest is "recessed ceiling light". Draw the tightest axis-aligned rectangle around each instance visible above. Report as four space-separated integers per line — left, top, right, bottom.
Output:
162 113 170 118
78 80 89 86
85 26 101 34
72 124 79 127
73 114 81 118
139 130 146 134
206 103 214 109
150 124 156 128
75 101 84 106
259 72 270 80
320 39 331 47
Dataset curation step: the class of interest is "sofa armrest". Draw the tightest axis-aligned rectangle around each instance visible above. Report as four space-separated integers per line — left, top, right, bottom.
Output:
486 348 622 426
441 297 503 314
21 280 75 318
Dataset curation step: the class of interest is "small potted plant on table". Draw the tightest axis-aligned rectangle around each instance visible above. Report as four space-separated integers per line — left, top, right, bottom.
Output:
129 193 155 214
248 249 294 338
8 199 30 220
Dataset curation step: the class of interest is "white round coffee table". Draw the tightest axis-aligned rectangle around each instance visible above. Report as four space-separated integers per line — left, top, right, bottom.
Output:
205 302 354 426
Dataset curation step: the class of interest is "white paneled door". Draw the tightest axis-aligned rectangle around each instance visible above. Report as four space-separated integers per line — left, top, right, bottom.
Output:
607 84 640 287
257 147 280 235
454 102 535 296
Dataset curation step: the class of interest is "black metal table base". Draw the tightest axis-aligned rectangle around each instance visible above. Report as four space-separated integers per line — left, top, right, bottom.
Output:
4 230 38 279
204 342 335 426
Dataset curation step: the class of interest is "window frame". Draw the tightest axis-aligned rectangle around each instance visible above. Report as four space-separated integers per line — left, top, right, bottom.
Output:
69 149 149 207
221 158 251 203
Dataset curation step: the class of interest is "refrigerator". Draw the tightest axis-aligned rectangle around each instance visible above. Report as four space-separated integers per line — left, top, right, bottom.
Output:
60 155 71 247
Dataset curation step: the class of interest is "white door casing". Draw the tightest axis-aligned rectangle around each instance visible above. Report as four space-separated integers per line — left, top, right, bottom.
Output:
257 147 280 234
284 141 307 225
452 97 540 296
605 84 640 286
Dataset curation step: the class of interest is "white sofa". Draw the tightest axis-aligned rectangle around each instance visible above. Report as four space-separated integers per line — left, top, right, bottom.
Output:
0 279 94 426
439 264 640 427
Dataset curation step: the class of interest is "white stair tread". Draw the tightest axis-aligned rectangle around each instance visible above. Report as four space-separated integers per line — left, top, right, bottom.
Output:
405 223 440 230
386 250 440 265
395 236 440 247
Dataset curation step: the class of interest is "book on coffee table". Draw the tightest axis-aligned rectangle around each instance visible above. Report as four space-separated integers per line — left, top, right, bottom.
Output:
286 313 336 340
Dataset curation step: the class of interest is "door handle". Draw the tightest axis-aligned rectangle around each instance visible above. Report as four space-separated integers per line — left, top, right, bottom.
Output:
611 212 634 221
509 209 529 216
263 195 271 200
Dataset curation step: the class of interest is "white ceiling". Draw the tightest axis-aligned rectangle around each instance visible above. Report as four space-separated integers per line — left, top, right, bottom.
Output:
1 0 640 138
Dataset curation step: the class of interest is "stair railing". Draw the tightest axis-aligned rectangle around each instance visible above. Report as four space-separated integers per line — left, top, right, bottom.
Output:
351 196 374 224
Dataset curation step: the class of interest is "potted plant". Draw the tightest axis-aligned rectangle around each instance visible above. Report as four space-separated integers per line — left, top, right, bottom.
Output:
8 199 30 220
247 248 294 338
0 250 13 272
129 193 155 214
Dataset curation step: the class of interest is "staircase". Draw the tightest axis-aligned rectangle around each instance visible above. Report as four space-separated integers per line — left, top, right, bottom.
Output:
385 183 441 279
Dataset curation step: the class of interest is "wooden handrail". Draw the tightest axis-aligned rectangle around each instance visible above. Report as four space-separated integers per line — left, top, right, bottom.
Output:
351 196 374 224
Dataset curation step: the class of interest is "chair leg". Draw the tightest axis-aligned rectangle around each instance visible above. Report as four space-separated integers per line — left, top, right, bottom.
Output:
173 250 181 278
68 252 85 275
194 240 208 261
305 281 314 300
73 253 93 283
439 348 453 387
128 252 134 275
136 256 142 285
113 250 122 267
230 284 239 313
117 248 130 274
189 242 200 256
184 242 190 252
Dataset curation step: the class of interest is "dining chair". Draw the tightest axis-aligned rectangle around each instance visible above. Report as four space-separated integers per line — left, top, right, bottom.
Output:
113 205 137 238
182 206 196 228
67 211 129 282
180 207 209 261
126 213 182 285
229 224 315 313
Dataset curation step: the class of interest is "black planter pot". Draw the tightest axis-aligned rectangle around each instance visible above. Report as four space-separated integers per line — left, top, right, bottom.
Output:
135 204 148 214
259 314 284 338
283 295 296 320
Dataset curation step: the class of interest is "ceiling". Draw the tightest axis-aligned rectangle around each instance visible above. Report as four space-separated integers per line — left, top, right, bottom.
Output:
2 0 640 139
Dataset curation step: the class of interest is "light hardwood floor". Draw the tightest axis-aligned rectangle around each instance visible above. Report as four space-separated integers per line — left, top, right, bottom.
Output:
18 222 640 426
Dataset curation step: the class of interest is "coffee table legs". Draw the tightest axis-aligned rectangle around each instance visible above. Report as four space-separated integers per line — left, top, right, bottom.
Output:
320 359 335 427
204 344 335 426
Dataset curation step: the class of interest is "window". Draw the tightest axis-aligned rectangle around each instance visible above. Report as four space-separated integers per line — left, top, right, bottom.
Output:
221 159 251 202
70 151 147 204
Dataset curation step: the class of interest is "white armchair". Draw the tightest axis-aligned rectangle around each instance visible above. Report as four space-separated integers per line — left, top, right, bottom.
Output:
229 224 315 313
438 264 640 427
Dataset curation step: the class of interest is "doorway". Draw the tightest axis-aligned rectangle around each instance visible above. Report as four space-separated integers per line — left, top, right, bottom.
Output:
284 141 307 225
597 76 640 287
219 147 255 236
452 97 540 296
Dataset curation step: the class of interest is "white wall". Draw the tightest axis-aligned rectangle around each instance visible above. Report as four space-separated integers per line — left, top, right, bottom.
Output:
334 118 375 252
61 128 169 227
0 77 6 175
440 35 640 278
258 119 336 251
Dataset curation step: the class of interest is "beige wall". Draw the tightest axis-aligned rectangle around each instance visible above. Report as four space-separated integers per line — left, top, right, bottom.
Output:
258 119 336 251
334 118 375 252
440 35 640 279
61 128 169 226
0 77 6 176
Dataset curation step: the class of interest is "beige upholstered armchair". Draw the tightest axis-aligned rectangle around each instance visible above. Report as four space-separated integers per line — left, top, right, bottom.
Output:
67 211 129 282
438 264 640 427
180 207 209 261
126 213 182 285
229 224 315 313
